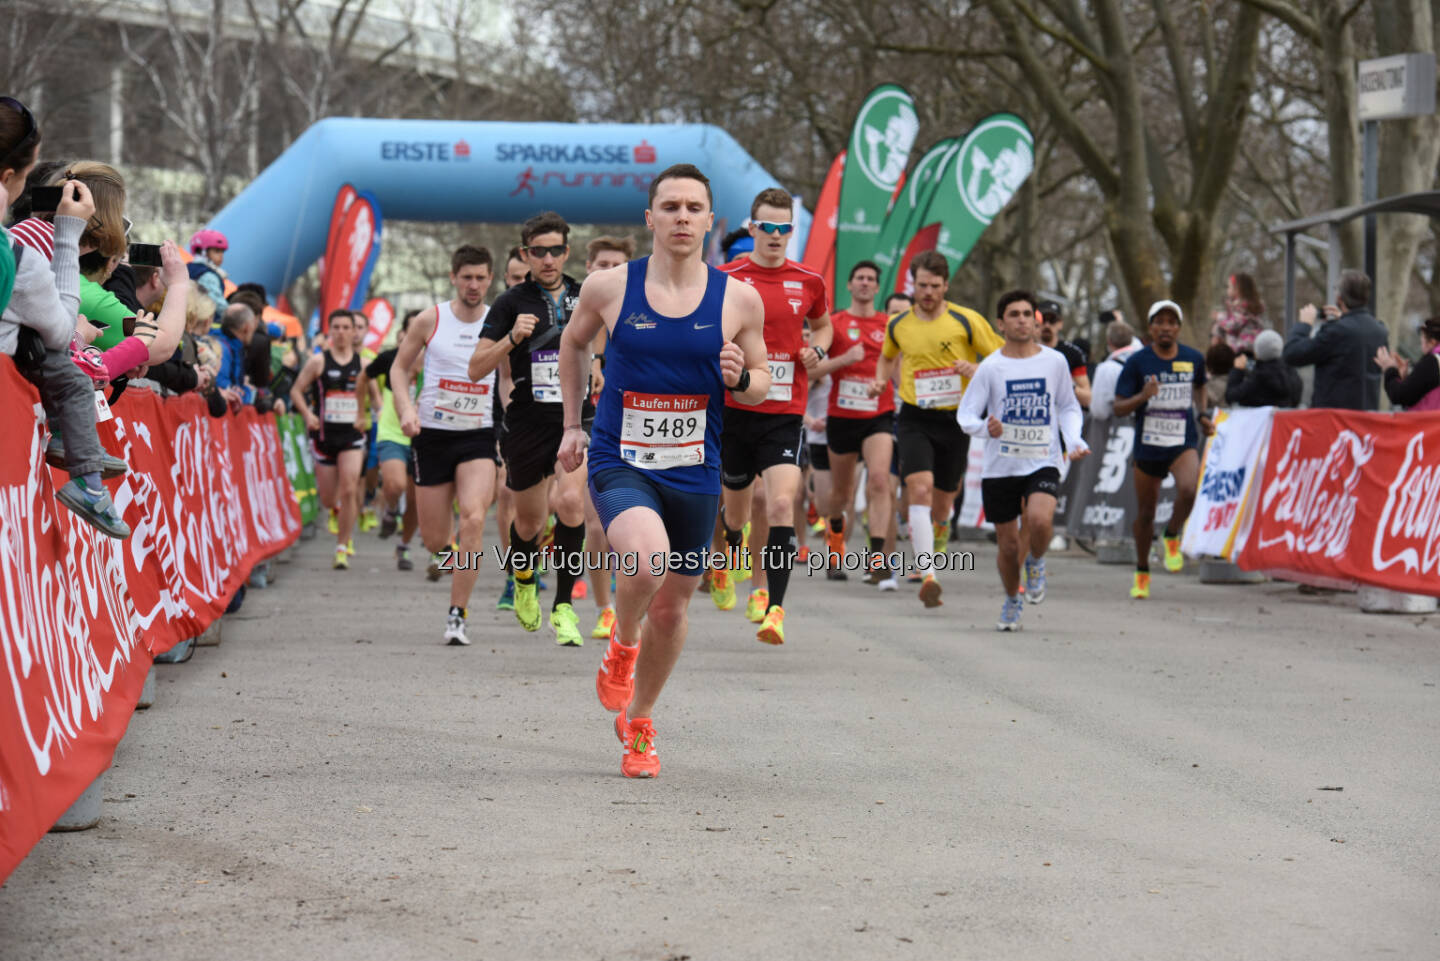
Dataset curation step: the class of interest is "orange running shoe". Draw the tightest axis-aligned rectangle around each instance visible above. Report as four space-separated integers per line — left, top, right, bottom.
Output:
918 573 943 608
757 605 785 645
621 716 660 778
614 706 630 744
825 526 845 565
796 545 810 563
573 578 588 600
595 627 638 713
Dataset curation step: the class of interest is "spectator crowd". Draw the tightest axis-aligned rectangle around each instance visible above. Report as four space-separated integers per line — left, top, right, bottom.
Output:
2 95 308 542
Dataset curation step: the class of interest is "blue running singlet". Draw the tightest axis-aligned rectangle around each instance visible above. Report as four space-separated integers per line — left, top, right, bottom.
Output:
588 257 728 495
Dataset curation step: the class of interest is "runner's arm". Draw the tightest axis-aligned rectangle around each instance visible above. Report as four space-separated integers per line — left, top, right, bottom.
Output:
389 308 434 423
559 271 615 431
955 364 990 437
727 281 771 405
289 353 324 425
470 297 527 381
1057 365 1088 454
869 352 897 397
1070 370 1092 408
799 310 834 369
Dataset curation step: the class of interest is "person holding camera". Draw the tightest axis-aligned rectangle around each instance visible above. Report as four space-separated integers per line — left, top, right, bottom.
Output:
1282 270 1388 411
1 97 129 538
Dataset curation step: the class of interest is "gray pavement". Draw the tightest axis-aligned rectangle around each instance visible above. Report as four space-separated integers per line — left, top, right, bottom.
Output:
2 531 1438 960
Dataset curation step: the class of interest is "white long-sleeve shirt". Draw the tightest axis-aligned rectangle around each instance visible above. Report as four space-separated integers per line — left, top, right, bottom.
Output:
956 345 1087 478
1 215 83 355
1088 338 1143 420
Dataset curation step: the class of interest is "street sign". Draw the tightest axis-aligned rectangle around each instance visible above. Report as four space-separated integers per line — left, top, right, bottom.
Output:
1357 53 1436 121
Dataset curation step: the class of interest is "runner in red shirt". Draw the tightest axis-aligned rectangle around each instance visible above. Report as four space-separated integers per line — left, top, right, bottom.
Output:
818 260 895 585
712 187 831 645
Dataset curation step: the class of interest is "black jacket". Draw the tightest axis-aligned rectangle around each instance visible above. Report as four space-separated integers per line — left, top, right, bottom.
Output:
1226 359 1302 408
1282 308 1388 410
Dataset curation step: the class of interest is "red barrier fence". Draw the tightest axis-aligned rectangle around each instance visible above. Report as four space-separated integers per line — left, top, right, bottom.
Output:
1236 409 1440 593
0 357 299 883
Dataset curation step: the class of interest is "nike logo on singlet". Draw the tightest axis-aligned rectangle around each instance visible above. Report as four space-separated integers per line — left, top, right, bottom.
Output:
694 323 714 330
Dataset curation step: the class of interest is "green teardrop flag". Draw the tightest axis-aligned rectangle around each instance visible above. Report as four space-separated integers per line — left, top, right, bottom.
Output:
834 83 918 309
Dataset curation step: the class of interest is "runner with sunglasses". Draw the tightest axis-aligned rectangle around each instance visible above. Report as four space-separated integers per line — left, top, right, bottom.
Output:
713 188 831 645
470 212 603 646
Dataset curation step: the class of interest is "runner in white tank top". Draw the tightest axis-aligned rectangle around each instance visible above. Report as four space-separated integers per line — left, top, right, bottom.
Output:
390 245 503 646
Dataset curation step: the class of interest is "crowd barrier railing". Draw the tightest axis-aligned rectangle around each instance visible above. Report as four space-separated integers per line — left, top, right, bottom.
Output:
0 356 300 883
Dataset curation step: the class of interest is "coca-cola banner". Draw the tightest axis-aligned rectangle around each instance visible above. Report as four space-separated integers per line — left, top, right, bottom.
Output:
0 358 300 883
1181 407 1274 560
1237 410 1440 594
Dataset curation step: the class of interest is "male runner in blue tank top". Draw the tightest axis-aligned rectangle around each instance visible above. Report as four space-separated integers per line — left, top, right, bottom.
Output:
557 163 770 778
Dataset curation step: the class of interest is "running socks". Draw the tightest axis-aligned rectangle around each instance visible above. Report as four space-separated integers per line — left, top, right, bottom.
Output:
721 509 745 563
552 521 585 608
908 505 935 573
829 516 844 534
869 535 886 570
762 526 797 608
510 524 540 584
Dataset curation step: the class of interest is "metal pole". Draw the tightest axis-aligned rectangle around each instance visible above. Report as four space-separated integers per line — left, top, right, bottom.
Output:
1363 119 1378 306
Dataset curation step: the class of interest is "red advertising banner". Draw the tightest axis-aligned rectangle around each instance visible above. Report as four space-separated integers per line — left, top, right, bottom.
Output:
320 191 380 331
361 297 397 352
0 357 300 883
317 183 358 312
1236 409 1440 594
802 149 845 297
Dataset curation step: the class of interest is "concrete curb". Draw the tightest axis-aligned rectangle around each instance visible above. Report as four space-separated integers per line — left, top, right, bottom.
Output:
1357 587 1438 615
48 773 104 832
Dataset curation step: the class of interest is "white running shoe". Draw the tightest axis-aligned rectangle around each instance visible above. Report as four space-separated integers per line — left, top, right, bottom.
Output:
877 576 899 592
443 610 470 646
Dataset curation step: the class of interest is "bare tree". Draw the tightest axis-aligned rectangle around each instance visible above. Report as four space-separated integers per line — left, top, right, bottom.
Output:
120 0 262 215
243 0 415 141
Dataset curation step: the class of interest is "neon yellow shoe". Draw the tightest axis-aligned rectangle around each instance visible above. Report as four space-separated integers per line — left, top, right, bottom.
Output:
756 605 785 645
327 509 338 535
359 507 378 532
711 569 737 611
1130 570 1151 599
550 602 582 646
513 576 541 631
591 606 616 639
1162 535 1184 573
934 521 950 555
745 588 769 623
332 546 349 570
810 517 825 535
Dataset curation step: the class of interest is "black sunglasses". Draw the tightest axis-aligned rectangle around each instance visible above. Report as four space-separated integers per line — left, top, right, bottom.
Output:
526 244 567 259
0 97 39 169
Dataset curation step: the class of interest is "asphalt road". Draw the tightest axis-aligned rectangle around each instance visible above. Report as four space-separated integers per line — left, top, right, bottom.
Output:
3 531 1437 960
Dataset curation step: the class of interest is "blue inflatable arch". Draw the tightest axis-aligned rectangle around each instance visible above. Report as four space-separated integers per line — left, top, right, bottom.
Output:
211 118 809 296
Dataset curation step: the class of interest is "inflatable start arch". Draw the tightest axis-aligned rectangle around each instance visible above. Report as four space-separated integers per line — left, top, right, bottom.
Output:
211 118 809 296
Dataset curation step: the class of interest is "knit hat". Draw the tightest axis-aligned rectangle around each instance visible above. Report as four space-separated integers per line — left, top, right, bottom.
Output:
1254 329 1283 362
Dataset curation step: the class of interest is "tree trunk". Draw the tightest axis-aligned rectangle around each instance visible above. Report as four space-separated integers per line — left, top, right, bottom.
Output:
1319 1 1363 269
1373 0 1440 334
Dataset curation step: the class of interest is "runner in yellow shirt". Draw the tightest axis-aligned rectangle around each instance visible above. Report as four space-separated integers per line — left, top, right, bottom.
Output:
868 250 1002 608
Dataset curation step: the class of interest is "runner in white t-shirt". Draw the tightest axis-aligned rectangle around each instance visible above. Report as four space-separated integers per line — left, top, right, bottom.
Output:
390 245 501 646
957 290 1088 632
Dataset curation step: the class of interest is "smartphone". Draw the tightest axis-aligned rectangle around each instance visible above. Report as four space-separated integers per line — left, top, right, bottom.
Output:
29 185 63 212
128 243 163 267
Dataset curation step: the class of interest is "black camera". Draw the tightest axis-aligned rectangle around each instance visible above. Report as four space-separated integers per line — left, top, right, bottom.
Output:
28 185 64 212
128 243 164 267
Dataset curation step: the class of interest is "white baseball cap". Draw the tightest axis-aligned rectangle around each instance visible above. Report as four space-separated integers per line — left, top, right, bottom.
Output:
1147 299 1184 323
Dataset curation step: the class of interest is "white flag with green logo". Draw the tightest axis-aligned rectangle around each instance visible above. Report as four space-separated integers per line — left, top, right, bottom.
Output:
925 113 1034 273
873 137 960 296
834 83 919 309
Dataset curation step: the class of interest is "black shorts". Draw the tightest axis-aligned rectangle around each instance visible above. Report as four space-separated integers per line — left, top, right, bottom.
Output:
1135 446 1196 480
412 427 497 487
501 414 563 491
310 431 365 467
807 443 830 471
981 467 1061 525
827 413 893 456
896 404 969 491
721 409 804 490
